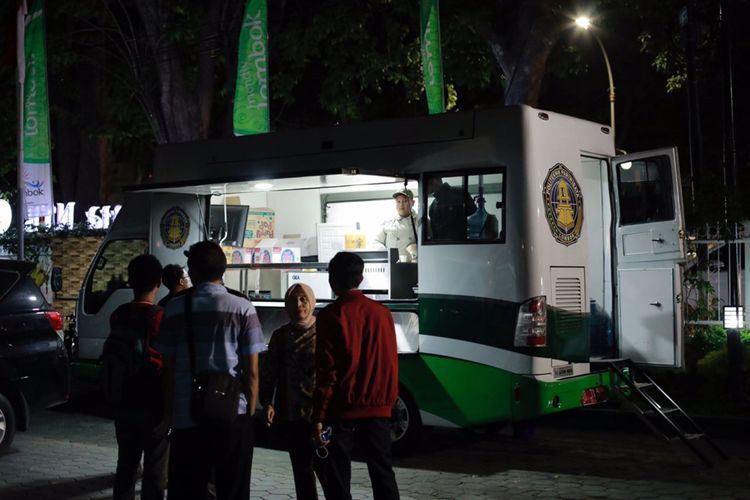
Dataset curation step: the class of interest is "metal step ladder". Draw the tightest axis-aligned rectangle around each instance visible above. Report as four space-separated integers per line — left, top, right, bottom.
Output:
608 359 728 467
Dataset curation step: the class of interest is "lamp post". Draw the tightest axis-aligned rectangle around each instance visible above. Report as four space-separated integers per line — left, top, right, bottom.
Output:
575 17 615 142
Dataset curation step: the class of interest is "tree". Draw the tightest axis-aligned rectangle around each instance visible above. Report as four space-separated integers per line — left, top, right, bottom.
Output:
129 0 246 142
4 0 740 215
458 0 572 106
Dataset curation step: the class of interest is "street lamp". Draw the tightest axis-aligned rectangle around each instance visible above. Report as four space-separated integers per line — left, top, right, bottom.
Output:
575 16 615 141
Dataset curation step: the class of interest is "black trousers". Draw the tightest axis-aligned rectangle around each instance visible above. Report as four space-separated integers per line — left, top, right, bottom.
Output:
114 413 169 500
277 420 321 500
318 418 399 500
168 414 254 500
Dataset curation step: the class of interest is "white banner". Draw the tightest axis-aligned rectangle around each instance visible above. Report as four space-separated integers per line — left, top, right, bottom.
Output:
23 161 53 218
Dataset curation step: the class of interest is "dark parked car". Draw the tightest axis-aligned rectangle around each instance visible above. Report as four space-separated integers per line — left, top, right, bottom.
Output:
0 260 70 452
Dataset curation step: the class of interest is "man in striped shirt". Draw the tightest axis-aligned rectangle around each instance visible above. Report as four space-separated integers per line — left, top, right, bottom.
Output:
157 241 265 499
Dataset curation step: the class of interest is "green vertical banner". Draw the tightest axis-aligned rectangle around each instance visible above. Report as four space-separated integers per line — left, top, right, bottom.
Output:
420 0 445 114
233 0 269 135
22 0 54 218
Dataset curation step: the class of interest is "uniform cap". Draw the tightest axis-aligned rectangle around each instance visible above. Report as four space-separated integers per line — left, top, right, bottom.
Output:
393 187 414 200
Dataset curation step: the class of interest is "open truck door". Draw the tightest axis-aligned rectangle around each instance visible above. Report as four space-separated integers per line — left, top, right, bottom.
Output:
76 192 205 361
611 148 686 367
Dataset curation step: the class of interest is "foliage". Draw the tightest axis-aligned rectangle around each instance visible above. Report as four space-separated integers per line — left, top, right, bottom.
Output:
0 2 15 193
693 343 750 411
0 67 18 194
687 324 750 361
683 266 720 323
271 1 423 125
606 0 714 94
1 0 744 218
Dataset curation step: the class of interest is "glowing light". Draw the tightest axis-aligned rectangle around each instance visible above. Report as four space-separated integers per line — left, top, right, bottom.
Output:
254 182 273 191
724 306 744 329
575 16 591 29
0 199 11 233
620 162 632 170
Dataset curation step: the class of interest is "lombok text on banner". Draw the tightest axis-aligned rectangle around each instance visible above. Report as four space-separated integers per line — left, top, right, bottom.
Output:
420 0 445 114
234 0 269 135
21 0 54 219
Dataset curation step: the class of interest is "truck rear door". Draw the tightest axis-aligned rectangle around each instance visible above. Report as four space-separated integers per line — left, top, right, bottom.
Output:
611 148 685 367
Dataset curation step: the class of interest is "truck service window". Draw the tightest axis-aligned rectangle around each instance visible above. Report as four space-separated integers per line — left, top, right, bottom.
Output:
424 170 505 244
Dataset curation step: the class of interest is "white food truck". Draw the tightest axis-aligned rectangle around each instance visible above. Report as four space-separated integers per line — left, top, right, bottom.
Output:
74 105 686 446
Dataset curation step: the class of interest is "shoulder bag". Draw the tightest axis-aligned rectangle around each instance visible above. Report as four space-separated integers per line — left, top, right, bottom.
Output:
186 291 242 426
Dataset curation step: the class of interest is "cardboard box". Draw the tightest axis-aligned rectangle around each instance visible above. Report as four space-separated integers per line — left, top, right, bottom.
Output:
279 247 300 263
345 233 367 250
244 208 275 242
253 239 302 263
253 247 274 264
223 247 248 264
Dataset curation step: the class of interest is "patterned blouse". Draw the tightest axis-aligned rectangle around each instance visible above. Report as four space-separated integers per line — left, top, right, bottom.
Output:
259 322 316 421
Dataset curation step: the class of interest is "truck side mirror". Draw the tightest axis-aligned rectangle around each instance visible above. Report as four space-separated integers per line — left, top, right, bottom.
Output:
51 267 63 293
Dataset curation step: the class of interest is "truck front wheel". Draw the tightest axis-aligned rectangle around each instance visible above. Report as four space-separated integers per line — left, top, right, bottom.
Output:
390 388 421 455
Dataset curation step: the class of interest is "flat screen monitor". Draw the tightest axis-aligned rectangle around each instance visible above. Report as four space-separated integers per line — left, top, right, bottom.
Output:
350 250 388 262
210 205 249 247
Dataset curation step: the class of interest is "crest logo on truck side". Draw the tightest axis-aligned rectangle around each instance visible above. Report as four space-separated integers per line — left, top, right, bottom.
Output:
160 206 190 249
543 163 583 246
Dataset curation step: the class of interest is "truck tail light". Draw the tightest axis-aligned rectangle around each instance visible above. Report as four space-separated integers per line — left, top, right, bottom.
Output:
581 386 608 406
514 296 547 347
45 311 65 342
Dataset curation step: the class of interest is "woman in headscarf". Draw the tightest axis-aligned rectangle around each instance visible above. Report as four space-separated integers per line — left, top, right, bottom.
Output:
260 283 321 499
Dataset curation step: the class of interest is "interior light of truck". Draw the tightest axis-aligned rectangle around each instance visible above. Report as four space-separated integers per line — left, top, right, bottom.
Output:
254 182 273 191
620 161 632 170
514 296 547 347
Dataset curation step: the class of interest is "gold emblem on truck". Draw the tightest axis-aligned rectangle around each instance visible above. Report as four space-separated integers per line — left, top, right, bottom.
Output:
543 163 583 246
160 206 190 249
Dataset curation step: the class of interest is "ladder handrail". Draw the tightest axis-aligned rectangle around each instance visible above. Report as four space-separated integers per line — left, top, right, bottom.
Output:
608 362 688 440
607 359 727 467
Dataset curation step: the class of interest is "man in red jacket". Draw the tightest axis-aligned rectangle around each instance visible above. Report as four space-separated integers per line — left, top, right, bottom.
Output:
313 251 400 500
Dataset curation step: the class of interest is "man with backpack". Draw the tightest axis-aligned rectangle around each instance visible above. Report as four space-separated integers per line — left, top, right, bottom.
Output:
103 254 168 500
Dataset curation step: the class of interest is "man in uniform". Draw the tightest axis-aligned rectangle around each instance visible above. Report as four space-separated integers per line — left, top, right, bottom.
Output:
427 176 477 241
374 187 420 261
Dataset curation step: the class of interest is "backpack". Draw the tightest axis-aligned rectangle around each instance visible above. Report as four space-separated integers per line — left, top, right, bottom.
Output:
100 304 160 407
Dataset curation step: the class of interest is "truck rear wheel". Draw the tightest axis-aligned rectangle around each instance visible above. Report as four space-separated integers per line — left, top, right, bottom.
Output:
0 392 17 453
390 388 421 455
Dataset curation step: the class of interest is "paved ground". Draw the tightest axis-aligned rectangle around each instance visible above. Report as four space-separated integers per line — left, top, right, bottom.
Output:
0 400 748 499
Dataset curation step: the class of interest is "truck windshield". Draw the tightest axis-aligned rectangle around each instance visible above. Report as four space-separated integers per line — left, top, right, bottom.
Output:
83 239 148 314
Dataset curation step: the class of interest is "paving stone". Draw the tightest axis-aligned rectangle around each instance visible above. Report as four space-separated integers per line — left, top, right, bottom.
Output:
2 408 750 499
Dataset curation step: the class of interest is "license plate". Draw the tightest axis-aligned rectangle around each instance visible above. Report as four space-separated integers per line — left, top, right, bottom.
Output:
553 364 574 378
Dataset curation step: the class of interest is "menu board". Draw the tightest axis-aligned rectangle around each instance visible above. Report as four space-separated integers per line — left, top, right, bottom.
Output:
316 223 356 263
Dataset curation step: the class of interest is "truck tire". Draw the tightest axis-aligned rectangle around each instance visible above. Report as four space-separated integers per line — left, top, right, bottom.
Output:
0 392 17 453
391 388 421 456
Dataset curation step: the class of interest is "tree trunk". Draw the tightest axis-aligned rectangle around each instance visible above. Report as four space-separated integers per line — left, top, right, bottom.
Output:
197 4 224 139
485 0 566 106
220 0 250 137
134 0 202 143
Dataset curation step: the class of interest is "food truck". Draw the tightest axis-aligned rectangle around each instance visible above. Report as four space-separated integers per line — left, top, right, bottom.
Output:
74 105 686 447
